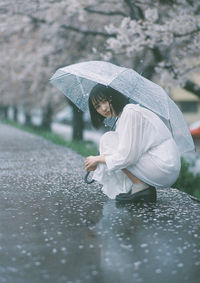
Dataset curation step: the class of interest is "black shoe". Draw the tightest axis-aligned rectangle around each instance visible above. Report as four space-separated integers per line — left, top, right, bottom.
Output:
115 186 157 203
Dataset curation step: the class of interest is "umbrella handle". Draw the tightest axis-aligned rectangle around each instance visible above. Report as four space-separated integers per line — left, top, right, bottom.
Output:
84 171 95 184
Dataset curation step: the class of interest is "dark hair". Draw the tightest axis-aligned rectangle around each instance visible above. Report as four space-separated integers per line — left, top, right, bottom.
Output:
88 84 130 129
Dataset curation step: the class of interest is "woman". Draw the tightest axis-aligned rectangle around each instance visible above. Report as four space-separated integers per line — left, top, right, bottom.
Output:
85 84 181 202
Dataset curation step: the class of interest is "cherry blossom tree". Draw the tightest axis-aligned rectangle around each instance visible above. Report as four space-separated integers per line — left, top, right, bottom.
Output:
63 0 200 93
1 0 200 137
0 0 89 131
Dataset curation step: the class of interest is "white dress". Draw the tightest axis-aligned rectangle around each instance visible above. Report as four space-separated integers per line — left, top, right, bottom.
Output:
92 104 181 199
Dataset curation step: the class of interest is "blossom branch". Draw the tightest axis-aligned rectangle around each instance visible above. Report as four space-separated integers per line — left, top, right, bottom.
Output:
60 24 116 38
184 81 200 98
174 27 200 38
84 6 126 17
124 0 144 19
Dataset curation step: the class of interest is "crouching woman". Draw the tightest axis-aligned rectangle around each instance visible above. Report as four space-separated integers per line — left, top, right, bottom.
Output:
85 84 181 202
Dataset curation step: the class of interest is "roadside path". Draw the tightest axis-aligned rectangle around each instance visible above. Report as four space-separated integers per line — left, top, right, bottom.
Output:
0 123 200 283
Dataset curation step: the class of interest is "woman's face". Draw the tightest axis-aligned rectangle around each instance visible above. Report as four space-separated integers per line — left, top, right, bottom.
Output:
92 99 115 118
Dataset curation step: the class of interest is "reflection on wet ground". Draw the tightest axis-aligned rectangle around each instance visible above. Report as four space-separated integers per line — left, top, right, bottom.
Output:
0 124 200 283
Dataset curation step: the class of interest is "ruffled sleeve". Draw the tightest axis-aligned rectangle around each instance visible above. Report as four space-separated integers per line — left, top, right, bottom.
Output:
105 106 145 171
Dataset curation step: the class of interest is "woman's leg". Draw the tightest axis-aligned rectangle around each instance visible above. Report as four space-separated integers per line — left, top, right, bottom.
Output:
120 168 153 197
122 168 142 184
97 131 151 198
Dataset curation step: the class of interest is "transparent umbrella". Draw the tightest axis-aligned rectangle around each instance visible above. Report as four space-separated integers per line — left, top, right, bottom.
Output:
50 60 194 155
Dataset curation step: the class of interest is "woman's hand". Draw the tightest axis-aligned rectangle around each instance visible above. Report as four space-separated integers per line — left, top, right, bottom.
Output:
85 155 106 171
85 156 99 171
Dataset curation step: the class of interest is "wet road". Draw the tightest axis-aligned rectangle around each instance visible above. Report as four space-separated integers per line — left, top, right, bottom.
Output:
0 123 200 283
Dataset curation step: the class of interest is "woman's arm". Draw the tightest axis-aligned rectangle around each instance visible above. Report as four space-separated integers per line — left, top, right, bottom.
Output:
105 108 144 171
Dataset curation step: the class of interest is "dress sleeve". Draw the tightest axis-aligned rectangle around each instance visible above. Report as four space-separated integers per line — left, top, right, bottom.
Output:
105 107 144 171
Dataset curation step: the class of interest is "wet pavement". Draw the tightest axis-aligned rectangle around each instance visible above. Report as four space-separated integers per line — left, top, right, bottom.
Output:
0 123 200 283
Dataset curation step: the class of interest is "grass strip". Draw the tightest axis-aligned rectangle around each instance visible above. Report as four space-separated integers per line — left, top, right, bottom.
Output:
1 119 98 157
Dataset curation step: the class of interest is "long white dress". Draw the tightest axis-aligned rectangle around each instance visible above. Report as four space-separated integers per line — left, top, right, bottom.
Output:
92 104 181 199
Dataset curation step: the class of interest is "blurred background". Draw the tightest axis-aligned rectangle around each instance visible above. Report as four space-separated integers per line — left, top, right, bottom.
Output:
0 0 200 195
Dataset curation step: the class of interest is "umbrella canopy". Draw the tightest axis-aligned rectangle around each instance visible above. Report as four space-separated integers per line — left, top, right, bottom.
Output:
50 60 194 154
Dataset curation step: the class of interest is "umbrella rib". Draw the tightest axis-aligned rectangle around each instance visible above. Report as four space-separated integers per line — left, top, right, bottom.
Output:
76 76 85 95
110 69 128 85
50 73 72 81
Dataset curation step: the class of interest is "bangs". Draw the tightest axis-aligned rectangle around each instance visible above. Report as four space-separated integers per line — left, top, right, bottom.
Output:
91 92 107 107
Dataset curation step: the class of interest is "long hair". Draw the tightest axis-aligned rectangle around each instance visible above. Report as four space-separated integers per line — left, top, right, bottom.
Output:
88 84 130 129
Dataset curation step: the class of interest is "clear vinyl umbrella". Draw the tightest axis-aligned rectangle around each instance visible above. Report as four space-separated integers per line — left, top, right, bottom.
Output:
50 60 194 155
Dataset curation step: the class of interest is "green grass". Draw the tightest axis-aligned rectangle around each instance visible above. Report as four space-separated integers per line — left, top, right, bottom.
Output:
1 119 98 157
174 157 200 200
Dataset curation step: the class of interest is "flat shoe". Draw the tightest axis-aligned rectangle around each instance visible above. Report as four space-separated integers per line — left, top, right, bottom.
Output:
115 186 157 203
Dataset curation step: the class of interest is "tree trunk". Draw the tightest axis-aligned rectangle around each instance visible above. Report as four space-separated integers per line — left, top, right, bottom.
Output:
184 81 200 99
25 111 32 126
3 106 9 119
13 106 18 121
41 104 53 130
72 104 84 141
0 106 7 119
